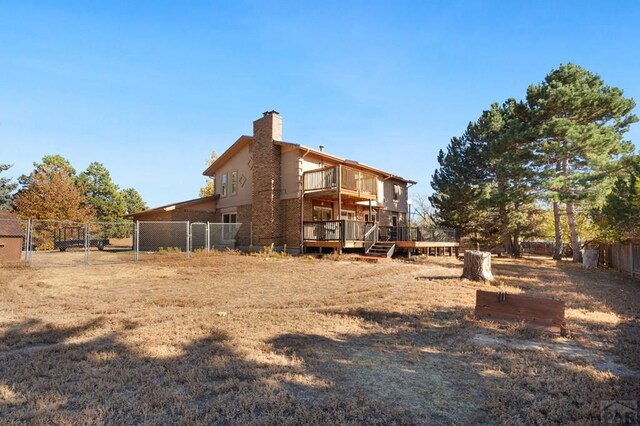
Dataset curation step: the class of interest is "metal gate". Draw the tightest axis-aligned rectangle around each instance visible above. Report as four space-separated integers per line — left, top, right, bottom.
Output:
190 222 208 253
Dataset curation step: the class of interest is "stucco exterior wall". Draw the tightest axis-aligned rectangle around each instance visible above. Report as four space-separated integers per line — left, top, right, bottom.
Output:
381 179 408 215
280 148 302 200
301 153 337 173
213 144 253 209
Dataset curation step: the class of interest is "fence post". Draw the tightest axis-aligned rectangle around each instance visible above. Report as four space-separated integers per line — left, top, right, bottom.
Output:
135 221 139 261
250 222 253 247
206 222 210 253
617 243 621 272
84 223 89 265
25 218 31 263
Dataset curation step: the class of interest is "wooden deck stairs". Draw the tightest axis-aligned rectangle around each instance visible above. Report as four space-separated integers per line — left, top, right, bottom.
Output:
365 241 396 258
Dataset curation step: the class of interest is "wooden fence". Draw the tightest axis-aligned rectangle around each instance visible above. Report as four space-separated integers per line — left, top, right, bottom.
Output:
600 242 640 280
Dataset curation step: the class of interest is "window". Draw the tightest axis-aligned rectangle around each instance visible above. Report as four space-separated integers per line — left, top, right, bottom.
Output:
222 213 237 240
393 184 402 202
221 173 228 197
313 206 332 221
223 213 237 224
230 170 238 196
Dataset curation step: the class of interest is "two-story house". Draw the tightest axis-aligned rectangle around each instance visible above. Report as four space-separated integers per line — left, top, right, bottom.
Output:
130 111 421 255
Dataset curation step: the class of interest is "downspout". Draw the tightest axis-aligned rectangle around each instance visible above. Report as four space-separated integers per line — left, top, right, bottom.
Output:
300 148 311 254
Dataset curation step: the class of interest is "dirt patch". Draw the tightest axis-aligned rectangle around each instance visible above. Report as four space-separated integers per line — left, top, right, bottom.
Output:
0 254 638 423
471 332 640 378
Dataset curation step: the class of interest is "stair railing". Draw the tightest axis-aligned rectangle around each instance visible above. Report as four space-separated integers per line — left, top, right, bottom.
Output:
364 223 378 254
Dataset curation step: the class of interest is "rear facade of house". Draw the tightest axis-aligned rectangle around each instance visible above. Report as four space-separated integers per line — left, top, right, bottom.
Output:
131 111 415 254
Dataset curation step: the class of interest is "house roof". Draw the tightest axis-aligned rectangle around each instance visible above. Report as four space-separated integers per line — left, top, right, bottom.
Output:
0 211 24 237
202 135 254 176
125 195 219 218
202 135 417 185
274 141 417 184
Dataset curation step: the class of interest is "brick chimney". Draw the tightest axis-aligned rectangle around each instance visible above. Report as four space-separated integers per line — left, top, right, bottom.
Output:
251 111 283 247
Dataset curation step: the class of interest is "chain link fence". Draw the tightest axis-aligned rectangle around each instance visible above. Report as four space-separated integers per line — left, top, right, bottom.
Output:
27 220 88 266
136 221 190 259
87 221 136 264
208 223 243 250
1 219 250 266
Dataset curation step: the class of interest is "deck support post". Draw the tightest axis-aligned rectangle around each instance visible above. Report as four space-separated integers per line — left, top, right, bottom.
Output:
337 165 342 222
300 193 305 254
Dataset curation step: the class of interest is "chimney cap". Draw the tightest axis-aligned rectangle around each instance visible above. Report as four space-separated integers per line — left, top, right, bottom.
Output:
319 145 325 152
262 110 280 116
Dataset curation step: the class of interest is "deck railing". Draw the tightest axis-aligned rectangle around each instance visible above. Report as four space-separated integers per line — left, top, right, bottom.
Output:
303 220 375 244
378 226 457 242
304 222 456 244
303 167 337 192
303 165 377 198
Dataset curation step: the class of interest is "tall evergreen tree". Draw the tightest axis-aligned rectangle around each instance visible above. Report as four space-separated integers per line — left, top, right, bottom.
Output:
527 63 637 261
430 100 541 255
0 164 18 210
121 188 147 215
593 158 640 241
429 132 491 245
77 162 127 222
471 100 541 256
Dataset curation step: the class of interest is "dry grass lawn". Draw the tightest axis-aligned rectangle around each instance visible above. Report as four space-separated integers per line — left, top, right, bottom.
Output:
0 252 638 424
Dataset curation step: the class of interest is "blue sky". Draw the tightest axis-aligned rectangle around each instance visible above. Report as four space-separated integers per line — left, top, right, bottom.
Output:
1 1 639 207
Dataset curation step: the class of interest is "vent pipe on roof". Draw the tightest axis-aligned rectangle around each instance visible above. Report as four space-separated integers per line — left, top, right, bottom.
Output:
319 145 324 152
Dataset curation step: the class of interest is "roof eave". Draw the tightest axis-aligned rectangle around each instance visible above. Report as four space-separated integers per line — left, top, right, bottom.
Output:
275 141 417 184
202 135 254 176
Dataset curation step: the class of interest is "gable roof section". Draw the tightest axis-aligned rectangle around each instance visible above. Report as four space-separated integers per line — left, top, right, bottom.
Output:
202 135 253 176
0 211 24 237
125 195 219 218
275 141 417 184
201 132 416 184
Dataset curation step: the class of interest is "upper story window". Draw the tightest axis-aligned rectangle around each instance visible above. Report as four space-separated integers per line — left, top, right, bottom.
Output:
231 170 238 196
221 173 228 197
393 184 402 202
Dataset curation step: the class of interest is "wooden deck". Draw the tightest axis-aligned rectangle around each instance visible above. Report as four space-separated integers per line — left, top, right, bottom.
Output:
304 240 458 255
303 240 366 249
395 241 459 256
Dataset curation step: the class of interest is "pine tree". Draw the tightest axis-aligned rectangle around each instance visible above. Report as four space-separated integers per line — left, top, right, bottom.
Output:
121 188 147 215
0 164 18 210
77 162 127 222
430 100 541 255
429 131 494 247
594 158 640 241
527 63 638 261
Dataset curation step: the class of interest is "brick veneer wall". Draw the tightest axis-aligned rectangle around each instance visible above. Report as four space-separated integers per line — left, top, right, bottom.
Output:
281 197 301 250
235 204 253 247
251 112 283 248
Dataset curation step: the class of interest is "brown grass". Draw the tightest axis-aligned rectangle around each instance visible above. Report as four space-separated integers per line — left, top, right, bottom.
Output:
0 253 638 424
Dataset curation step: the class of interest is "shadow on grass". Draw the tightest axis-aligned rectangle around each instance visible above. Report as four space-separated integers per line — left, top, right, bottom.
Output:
0 317 416 424
271 306 640 424
1 282 637 425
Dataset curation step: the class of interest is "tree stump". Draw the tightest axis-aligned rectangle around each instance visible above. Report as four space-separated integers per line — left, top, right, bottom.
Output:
582 249 599 269
462 250 494 282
